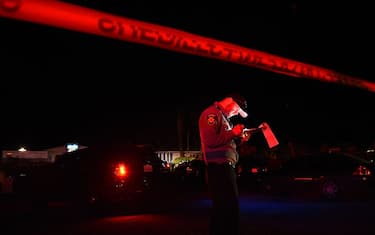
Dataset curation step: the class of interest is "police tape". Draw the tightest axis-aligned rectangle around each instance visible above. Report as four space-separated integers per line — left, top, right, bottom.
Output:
1 0 374 93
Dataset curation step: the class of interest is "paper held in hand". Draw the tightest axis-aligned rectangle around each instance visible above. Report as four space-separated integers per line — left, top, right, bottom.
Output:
259 122 279 149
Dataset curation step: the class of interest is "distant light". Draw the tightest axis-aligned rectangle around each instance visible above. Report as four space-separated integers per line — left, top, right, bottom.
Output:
18 147 27 152
66 143 79 152
366 149 374 153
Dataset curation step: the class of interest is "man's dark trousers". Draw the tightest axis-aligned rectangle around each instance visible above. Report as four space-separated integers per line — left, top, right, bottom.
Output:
206 163 239 235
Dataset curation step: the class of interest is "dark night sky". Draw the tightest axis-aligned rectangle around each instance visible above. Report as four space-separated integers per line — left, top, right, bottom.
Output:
1 1 374 150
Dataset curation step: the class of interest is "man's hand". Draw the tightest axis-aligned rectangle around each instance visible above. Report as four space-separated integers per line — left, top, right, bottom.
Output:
232 124 245 137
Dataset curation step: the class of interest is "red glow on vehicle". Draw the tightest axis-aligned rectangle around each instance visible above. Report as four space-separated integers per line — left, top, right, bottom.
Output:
114 163 127 178
293 177 313 181
353 165 371 176
251 168 258 174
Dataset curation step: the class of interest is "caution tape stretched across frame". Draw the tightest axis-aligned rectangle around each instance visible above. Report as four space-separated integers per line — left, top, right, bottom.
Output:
1 0 374 92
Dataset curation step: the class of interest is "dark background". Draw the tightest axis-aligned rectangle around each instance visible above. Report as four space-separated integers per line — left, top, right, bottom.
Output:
1 0 374 150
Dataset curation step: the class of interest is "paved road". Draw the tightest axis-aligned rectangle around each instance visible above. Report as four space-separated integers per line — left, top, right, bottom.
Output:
1 189 375 235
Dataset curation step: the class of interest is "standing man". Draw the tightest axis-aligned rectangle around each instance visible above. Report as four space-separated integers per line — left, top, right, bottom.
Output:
198 93 250 235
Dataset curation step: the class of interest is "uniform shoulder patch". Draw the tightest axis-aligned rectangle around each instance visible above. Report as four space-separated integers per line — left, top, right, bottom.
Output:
207 113 218 126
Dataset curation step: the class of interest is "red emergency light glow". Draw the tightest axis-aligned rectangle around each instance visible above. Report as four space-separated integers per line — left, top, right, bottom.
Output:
1 0 375 92
114 163 127 178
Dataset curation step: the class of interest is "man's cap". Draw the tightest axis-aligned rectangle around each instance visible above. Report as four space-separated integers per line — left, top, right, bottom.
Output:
228 93 248 118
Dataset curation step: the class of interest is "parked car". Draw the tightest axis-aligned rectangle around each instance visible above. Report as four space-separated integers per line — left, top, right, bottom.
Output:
236 154 269 187
11 143 164 207
261 152 375 200
173 159 206 186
